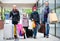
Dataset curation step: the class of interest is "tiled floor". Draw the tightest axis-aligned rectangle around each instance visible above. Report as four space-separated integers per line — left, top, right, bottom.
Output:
0 20 60 41
0 30 60 41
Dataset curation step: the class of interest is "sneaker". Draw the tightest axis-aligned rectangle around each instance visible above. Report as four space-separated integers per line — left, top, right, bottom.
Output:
14 35 18 39
44 35 46 37
46 36 49 38
24 36 26 39
34 37 36 39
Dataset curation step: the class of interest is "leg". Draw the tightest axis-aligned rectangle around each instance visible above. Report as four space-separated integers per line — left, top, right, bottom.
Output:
44 22 46 37
33 23 38 39
14 24 17 39
23 27 26 39
24 34 26 39
25 27 28 38
46 23 50 38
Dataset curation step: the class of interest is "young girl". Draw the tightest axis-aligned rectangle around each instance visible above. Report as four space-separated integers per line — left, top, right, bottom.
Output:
22 13 29 39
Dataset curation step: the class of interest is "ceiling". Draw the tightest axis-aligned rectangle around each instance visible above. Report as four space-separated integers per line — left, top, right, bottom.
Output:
0 0 38 8
1 0 38 3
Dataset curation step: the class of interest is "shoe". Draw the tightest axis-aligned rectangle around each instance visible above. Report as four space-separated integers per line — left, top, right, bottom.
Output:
24 37 26 39
14 35 18 39
46 36 49 38
24 35 26 39
44 35 46 37
34 37 36 39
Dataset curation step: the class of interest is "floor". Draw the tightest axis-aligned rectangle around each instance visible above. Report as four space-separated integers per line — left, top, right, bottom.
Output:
0 30 60 41
0 20 60 41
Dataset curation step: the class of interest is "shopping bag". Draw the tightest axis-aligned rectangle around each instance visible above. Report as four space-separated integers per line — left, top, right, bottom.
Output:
32 21 36 28
19 28 25 36
38 23 45 33
48 13 58 23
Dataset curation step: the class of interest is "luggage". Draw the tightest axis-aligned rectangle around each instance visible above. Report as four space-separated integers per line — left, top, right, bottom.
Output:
19 28 25 36
0 20 4 30
16 24 25 36
4 20 13 39
38 23 45 33
26 29 33 37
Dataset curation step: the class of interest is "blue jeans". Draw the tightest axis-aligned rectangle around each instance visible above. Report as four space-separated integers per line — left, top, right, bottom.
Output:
33 22 39 37
45 23 50 36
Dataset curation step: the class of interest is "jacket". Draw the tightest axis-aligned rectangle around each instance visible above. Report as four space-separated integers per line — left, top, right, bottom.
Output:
44 6 49 18
42 6 50 23
10 9 20 24
22 16 29 27
30 11 40 24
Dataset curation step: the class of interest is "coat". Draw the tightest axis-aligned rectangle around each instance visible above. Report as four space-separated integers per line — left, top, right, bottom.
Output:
30 11 40 24
44 6 49 22
22 16 29 27
41 6 50 24
10 9 20 24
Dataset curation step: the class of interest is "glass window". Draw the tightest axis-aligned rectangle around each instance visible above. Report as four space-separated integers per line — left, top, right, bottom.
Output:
56 8 60 37
49 0 55 35
0 7 1 20
49 0 55 9
56 0 60 8
56 0 60 37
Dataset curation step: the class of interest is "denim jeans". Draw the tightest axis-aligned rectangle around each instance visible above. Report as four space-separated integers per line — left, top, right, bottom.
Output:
33 22 39 37
45 23 50 36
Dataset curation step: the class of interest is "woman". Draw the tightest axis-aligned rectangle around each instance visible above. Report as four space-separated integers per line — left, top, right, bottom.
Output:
10 5 20 39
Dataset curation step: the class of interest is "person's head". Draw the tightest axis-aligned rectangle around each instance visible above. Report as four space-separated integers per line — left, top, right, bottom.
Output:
45 1 49 6
50 9 55 13
23 13 27 17
33 7 37 11
12 5 17 11
33 9 36 11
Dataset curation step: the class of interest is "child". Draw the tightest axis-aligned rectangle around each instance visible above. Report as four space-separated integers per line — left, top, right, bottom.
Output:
22 13 29 39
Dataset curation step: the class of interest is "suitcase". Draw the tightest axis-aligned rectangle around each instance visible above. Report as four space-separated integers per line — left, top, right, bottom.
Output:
16 24 25 36
4 20 14 39
26 29 33 38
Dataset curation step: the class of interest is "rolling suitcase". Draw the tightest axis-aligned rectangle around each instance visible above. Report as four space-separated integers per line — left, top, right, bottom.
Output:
26 29 33 38
4 20 13 40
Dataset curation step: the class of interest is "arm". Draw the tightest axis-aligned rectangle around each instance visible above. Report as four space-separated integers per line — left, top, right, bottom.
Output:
30 13 33 20
10 11 12 18
9 11 13 19
37 12 40 24
18 11 20 21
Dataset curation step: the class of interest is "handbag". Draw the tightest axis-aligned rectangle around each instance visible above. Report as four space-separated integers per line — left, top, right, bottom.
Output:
48 12 58 23
38 23 45 33
32 21 36 28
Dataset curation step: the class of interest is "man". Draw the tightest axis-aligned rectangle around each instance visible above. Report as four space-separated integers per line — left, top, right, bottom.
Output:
10 5 20 39
43 1 50 38
30 7 40 39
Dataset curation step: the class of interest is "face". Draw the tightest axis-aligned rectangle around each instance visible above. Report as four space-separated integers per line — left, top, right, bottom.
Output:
23 14 27 17
45 2 49 6
33 9 36 11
